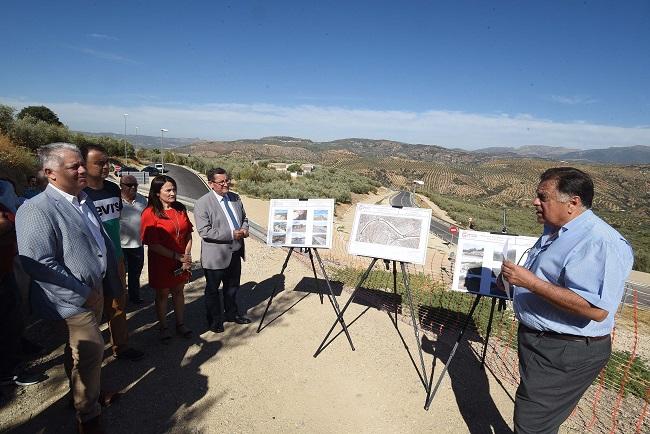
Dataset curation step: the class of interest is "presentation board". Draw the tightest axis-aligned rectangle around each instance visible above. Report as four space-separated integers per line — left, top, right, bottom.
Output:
266 198 335 249
348 204 432 265
451 230 538 299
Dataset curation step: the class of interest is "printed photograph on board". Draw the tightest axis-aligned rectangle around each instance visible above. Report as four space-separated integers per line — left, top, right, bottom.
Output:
267 199 335 248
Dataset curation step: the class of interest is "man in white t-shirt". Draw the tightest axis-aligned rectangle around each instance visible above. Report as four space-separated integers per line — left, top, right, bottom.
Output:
119 175 147 304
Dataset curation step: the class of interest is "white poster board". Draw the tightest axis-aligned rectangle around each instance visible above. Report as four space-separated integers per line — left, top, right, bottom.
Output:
451 230 538 299
266 198 335 249
348 204 432 265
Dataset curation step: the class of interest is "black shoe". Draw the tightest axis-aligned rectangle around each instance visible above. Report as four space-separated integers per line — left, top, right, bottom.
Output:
1 370 47 386
114 348 144 361
233 315 251 325
211 324 225 333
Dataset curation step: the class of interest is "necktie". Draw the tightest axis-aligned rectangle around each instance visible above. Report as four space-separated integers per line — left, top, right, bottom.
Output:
222 195 240 229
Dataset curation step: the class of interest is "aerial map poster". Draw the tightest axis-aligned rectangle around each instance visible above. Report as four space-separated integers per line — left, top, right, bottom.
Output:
348 204 432 265
451 230 538 299
266 198 335 249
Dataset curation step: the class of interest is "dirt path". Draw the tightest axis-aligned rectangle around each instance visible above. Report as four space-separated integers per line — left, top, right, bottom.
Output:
1 212 516 433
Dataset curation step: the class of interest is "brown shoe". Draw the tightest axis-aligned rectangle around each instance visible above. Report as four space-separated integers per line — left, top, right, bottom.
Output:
78 415 105 434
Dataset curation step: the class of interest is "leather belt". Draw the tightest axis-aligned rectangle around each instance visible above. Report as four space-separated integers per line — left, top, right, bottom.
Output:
519 324 609 343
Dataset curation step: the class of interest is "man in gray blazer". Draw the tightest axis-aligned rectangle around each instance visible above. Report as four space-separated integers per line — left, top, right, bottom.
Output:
16 143 121 434
194 167 251 333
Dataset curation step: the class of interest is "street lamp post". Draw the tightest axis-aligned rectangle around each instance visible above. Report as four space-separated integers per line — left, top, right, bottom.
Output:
135 126 138 151
123 113 129 164
160 128 168 168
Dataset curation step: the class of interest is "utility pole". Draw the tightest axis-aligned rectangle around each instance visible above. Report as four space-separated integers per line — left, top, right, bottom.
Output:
123 113 128 163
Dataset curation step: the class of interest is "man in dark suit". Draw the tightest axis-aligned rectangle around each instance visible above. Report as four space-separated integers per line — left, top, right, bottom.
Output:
16 143 121 434
194 167 251 333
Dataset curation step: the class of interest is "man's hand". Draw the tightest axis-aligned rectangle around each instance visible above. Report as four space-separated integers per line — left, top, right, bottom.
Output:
502 259 608 322
233 229 246 240
241 228 249 239
501 260 539 290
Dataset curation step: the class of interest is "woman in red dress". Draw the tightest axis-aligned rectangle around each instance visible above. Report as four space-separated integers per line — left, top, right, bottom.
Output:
141 175 193 342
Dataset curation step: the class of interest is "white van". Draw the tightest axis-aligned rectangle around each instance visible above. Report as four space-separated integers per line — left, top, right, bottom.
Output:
154 163 167 173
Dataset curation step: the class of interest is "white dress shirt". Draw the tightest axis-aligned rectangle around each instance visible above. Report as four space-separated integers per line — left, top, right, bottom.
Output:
47 183 107 275
212 191 239 236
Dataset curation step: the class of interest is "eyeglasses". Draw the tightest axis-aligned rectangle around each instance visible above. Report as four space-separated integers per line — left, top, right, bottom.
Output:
121 183 138 188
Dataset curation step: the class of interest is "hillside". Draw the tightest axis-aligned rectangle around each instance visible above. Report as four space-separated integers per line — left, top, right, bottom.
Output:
181 138 650 271
180 138 650 213
474 144 650 164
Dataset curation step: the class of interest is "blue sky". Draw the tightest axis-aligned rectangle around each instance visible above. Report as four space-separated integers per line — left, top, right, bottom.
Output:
1 0 648 149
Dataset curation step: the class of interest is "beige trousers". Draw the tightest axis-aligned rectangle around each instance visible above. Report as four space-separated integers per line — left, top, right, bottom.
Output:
64 295 104 423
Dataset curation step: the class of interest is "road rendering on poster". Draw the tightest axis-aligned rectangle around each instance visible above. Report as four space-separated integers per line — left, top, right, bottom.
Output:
348 204 432 265
451 230 538 299
266 198 335 249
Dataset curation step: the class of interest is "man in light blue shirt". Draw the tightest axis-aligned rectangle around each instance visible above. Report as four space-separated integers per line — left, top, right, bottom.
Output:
501 167 633 434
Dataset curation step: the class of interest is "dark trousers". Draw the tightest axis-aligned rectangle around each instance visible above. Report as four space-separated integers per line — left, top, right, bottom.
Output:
0 272 24 377
204 252 242 327
514 325 611 434
123 246 144 301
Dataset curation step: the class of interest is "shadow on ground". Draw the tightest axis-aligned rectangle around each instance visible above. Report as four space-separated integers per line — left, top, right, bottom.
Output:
420 305 512 434
1 273 313 434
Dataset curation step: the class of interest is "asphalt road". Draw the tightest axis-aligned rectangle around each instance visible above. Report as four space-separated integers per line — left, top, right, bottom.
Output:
391 190 456 244
389 191 415 207
164 164 209 200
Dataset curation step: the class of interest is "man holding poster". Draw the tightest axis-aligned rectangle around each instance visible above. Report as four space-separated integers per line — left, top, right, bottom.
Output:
194 168 251 333
500 167 633 434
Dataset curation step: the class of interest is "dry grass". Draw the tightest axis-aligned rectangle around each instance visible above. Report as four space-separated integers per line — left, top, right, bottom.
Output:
0 134 38 193
618 305 650 329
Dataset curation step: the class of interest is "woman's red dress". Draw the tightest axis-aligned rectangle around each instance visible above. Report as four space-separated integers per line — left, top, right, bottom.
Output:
141 207 193 290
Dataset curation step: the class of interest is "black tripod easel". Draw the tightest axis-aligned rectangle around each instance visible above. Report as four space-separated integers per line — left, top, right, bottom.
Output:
256 247 355 351
313 258 431 396
424 293 506 409
424 229 516 410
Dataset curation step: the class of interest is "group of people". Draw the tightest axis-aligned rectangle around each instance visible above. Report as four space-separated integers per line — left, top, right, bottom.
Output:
10 142 252 433
2 140 635 434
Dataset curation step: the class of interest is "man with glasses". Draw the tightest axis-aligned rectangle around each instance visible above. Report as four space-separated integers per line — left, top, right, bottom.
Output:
194 167 251 333
119 174 147 304
81 144 144 362
500 167 633 433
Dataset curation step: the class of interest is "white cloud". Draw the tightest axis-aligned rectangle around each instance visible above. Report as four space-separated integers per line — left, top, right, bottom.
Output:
68 46 140 65
88 33 118 41
547 95 597 105
1 98 648 150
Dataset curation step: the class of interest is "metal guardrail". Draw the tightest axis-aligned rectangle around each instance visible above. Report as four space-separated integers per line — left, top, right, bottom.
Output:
621 281 650 310
248 220 267 242
120 171 149 184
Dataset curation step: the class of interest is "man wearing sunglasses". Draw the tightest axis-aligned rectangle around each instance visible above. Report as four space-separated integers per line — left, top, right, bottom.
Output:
119 175 147 305
194 167 251 333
